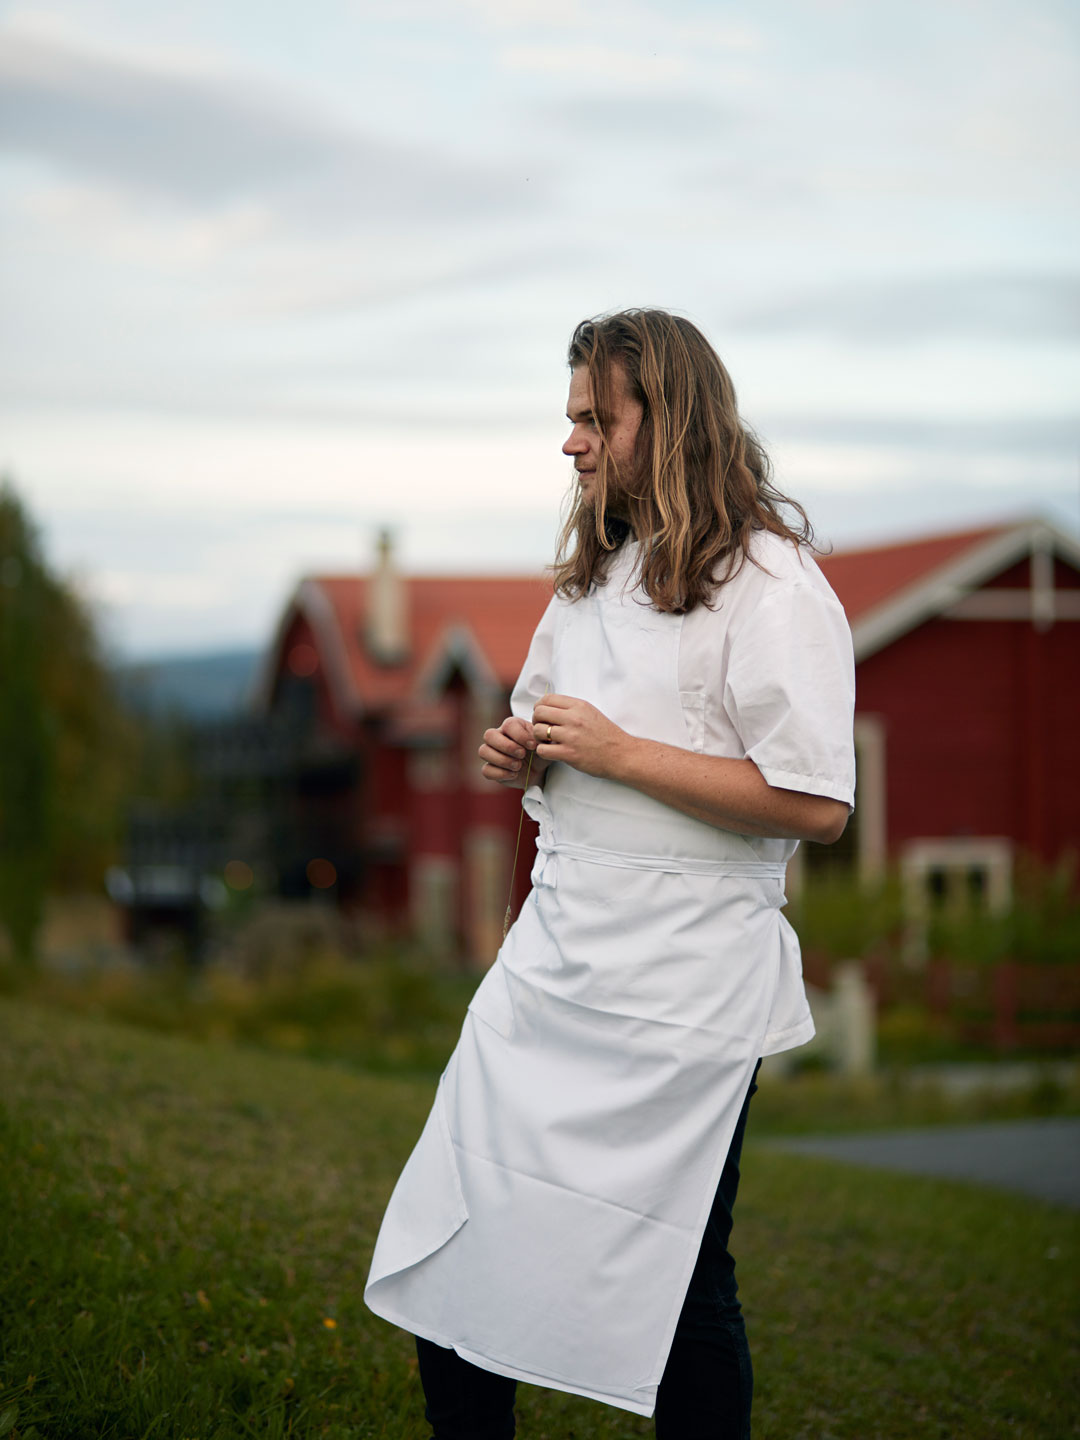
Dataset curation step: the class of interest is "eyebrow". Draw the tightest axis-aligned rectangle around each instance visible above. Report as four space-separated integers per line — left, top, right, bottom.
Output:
566 406 596 423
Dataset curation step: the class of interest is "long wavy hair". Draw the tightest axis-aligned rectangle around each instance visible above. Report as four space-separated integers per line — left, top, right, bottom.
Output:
553 308 815 612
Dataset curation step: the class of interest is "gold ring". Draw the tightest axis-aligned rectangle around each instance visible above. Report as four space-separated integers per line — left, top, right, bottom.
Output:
546 724 553 744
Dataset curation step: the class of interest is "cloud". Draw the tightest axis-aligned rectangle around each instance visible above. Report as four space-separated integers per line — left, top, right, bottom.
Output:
538 94 739 140
356 0 761 50
760 412 1079 455
732 272 1080 343
229 240 583 319
500 43 685 84
457 0 590 26
0 20 534 222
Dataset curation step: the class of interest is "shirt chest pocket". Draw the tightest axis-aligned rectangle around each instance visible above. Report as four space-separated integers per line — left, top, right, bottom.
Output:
679 691 706 753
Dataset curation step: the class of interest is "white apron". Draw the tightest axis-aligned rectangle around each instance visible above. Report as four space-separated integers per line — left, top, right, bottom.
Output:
365 541 851 1418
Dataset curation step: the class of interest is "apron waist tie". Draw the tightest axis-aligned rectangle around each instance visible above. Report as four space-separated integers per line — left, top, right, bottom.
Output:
536 840 788 878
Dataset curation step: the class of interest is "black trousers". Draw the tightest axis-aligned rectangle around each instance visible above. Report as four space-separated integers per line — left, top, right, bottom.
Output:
415 1059 761 1440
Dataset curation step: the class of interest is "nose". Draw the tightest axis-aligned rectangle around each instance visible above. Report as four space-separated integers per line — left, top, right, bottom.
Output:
562 424 587 457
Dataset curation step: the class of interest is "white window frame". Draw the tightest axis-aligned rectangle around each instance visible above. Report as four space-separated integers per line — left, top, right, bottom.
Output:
900 836 1013 965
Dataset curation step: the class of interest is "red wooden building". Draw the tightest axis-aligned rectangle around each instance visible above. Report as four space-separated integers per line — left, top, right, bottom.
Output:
249 518 1080 963
249 533 552 961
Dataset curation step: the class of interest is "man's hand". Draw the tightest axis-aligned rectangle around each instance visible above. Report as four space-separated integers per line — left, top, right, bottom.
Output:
478 716 551 789
531 694 630 779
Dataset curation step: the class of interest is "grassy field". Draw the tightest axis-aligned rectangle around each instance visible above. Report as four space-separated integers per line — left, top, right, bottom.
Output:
5 955 1077 1131
1 997 1077 1440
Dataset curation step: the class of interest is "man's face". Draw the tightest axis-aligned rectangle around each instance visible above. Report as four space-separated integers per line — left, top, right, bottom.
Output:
562 362 643 508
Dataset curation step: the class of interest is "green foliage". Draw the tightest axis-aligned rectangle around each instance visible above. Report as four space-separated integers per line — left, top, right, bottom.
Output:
0 482 57 961
0 478 141 961
874 1003 976 1066
926 852 1080 966
786 872 904 964
1 1000 1077 1440
0 951 477 1077
790 858 1080 972
121 708 200 812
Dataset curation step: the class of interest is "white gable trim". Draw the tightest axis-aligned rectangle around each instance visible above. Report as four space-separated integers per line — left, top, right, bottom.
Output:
851 517 1080 662
247 578 361 718
415 623 500 699
944 591 1080 621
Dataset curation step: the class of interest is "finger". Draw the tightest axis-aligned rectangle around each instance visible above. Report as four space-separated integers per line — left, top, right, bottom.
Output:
500 715 536 744
484 727 527 759
534 738 568 763
528 715 558 746
478 743 521 770
497 718 536 753
531 704 565 727
533 697 581 725
481 763 517 785
533 714 575 748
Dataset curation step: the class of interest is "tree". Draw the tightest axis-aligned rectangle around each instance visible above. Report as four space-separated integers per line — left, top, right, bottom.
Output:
0 477 138 963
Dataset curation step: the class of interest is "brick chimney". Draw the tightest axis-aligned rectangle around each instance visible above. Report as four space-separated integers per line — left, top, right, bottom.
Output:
366 527 409 665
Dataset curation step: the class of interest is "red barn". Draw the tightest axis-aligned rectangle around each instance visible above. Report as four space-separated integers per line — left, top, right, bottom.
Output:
812 516 1080 920
250 517 1080 962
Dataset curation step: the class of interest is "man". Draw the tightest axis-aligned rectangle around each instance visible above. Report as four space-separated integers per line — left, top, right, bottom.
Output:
365 309 856 1439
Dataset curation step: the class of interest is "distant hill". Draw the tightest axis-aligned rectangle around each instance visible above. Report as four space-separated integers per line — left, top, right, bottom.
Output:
112 647 264 721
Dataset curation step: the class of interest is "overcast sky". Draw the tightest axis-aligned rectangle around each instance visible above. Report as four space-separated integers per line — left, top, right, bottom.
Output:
1 0 1078 659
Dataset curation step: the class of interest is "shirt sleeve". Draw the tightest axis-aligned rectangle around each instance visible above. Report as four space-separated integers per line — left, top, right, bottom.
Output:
722 581 856 809
510 596 560 721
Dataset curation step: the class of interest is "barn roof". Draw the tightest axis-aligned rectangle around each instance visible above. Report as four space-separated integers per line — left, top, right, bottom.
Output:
251 515 1080 717
252 571 554 718
815 523 1012 626
831 516 1080 660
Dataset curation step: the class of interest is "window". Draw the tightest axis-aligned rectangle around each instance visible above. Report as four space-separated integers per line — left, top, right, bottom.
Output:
900 837 1013 964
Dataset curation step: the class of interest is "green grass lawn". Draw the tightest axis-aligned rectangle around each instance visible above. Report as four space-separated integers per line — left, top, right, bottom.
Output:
1 998 1076 1440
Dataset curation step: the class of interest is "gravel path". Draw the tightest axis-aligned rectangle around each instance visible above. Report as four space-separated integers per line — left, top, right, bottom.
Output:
762 1117 1080 1208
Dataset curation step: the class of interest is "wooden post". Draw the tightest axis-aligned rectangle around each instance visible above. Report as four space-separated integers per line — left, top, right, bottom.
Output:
833 960 876 1075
